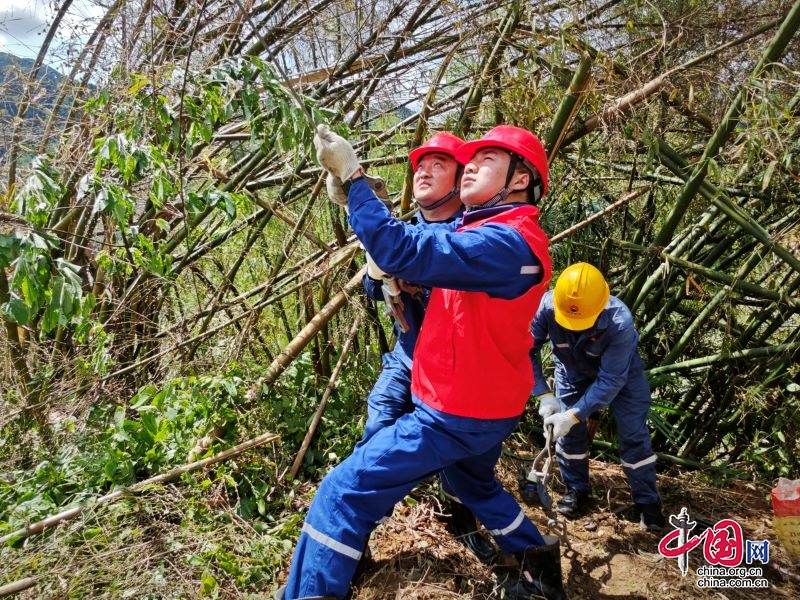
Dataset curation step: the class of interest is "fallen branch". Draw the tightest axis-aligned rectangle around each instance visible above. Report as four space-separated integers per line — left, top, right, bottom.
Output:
0 431 280 545
0 576 42 598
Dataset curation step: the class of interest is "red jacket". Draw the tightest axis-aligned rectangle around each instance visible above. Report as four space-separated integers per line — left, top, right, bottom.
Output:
411 205 551 418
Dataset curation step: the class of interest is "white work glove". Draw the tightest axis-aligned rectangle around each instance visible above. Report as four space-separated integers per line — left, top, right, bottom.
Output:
325 173 348 207
544 409 580 439
364 252 387 279
314 124 361 181
537 393 560 419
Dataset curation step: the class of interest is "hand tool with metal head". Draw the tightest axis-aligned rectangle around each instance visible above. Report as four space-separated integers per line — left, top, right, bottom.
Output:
521 424 555 509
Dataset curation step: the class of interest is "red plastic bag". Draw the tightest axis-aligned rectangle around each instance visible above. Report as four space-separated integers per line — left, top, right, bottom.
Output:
772 477 800 561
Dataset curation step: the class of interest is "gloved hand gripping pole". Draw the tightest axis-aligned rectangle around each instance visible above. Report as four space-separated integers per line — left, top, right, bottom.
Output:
379 277 410 333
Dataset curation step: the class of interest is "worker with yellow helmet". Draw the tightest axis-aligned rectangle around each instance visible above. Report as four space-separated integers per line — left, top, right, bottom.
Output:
530 263 665 532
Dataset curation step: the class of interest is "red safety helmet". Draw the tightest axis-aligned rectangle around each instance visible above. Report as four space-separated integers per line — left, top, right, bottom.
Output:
455 125 549 197
408 132 465 172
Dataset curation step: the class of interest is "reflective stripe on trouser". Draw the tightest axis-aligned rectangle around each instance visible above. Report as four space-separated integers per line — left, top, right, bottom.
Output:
608 370 660 504
358 352 413 444
554 417 591 493
555 370 660 505
439 445 545 553
283 398 545 599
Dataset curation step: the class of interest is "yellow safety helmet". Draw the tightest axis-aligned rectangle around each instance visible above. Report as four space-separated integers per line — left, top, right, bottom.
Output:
553 263 610 331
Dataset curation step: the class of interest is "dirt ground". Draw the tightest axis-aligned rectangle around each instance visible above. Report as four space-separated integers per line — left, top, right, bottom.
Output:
335 455 800 600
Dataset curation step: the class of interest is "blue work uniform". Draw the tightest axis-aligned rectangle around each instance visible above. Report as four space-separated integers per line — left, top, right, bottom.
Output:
359 210 462 441
530 292 660 506
282 178 548 599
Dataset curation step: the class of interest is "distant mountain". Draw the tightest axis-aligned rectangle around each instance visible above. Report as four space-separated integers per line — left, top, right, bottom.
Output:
0 52 75 158
0 52 66 117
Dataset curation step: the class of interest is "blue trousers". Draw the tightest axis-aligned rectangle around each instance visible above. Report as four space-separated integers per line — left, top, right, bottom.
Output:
282 397 546 599
554 369 660 505
359 351 413 442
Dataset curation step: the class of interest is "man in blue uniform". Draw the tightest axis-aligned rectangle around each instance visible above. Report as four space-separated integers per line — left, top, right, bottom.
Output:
276 124 563 600
357 133 496 563
531 262 665 532
359 132 465 440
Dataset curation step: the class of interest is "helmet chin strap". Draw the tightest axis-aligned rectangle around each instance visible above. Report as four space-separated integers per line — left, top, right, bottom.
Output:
466 188 509 212
466 153 519 212
415 186 458 210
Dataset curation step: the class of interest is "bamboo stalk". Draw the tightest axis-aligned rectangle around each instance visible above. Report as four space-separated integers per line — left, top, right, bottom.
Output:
613 10 800 311
559 17 784 148
545 53 593 161
245 267 367 402
0 269 30 397
0 431 280 545
656 245 785 365
551 187 651 244
455 5 521 133
626 135 799 310
646 342 800 376
289 316 362 479
654 4 800 258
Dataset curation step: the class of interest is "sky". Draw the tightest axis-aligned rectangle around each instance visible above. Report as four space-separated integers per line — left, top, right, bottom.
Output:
0 0 51 59
0 0 103 64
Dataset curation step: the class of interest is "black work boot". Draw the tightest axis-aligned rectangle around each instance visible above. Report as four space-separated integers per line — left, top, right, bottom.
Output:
446 498 498 564
555 488 591 519
501 535 568 600
637 502 666 532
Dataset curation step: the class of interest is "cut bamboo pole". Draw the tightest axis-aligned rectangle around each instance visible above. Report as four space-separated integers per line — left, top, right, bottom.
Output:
550 187 651 244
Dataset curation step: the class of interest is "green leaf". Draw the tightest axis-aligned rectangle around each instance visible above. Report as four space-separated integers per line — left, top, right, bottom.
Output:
2 298 32 324
40 260 84 334
221 193 237 220
0 232 20 269
200 571 218 595
41 275 64 334
761 160 776 192
127 73 151 95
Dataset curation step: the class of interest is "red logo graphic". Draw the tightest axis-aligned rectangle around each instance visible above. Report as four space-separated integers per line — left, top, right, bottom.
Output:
658 507 770 578
659 517 743 566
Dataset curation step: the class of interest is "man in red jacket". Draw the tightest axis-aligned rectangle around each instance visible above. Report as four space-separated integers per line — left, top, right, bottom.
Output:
276 125 565 600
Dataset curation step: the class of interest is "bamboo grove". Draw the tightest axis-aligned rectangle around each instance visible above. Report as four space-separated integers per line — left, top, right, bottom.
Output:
1 0 799 488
